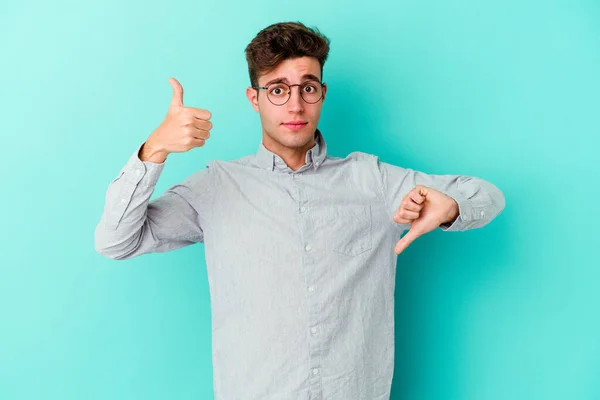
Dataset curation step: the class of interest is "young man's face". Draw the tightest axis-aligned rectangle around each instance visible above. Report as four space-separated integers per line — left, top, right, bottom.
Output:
246 56 327 156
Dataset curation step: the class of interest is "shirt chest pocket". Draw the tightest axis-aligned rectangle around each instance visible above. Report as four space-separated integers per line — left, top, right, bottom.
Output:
329 203 373 257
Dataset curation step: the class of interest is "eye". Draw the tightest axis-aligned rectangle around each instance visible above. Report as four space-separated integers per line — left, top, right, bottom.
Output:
303 85 316 93
269 84 287 96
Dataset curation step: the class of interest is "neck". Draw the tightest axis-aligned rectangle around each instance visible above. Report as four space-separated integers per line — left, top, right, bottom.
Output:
263 131 316 172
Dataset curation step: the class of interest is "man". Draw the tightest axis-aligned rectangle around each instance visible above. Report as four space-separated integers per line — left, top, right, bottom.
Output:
95 21 505 400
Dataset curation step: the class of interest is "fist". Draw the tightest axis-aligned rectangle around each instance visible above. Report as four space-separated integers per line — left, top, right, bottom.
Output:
392 185 459 255
142 77 213 162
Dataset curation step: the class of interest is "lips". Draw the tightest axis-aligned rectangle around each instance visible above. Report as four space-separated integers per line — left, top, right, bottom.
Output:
282 121 308 131
283 121 308 126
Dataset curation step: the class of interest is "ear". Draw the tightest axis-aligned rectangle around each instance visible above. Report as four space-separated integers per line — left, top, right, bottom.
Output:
321 82 327 103
246 87 260 112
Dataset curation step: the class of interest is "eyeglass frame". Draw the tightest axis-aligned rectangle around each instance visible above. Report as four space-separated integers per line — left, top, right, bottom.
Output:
252 80 326 106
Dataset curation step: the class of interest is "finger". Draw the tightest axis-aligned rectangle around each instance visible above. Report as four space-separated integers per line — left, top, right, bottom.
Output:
189 108 212 120
192 119 212 132
393 210 419 224
409 188 427 205
400 199 422 213
394 229 420 255
169 77 184 108
396 209 420 221
394 216 412 224
191 125 211 140
188 137 207 148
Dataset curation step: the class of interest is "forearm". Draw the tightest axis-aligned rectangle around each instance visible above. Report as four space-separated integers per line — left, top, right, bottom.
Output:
94 143 166 259
439 178 506 231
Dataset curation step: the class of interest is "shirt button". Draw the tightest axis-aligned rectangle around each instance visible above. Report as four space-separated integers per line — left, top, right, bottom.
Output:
300 206 307 213
307 286 315 292
120 198 127 203
305 244 312 252
312 368 319 375
310 327 318 334
480 210 485 217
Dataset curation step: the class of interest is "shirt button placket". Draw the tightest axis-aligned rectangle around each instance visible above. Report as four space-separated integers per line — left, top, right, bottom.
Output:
295 172 322 398
306 242 321 395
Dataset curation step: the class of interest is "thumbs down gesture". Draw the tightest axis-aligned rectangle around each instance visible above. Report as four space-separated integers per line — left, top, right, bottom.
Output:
392 186 460 255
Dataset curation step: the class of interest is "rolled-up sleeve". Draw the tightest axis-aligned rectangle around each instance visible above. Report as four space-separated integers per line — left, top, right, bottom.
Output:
375 156 506 232
94 142 213 260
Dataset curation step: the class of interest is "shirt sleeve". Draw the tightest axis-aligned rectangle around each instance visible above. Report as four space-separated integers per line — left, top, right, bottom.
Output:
94 142 213 260
375 156 506 232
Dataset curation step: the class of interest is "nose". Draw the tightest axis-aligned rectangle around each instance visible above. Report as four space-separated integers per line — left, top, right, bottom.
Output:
286 86 304 112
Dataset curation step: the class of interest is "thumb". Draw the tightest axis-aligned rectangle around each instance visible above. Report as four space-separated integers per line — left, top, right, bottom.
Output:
394 228 421 255
168 77 184 108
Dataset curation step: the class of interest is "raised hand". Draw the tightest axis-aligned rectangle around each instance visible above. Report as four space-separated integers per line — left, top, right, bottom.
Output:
140 77 213 163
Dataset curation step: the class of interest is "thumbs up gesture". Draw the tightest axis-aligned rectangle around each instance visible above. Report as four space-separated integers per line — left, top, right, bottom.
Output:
392 185 460 255
140 78 213 163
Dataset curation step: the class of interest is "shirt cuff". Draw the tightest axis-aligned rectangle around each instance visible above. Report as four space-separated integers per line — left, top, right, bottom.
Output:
439 189 472 231
119 142 166 187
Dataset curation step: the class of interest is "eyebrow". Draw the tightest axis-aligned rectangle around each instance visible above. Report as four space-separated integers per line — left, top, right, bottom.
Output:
262 74 321 87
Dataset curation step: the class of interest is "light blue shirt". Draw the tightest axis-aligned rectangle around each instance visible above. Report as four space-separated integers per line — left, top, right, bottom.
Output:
95 128 505 400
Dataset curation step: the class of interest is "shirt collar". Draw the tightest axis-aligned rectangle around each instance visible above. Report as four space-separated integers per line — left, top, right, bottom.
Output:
255 128 328 172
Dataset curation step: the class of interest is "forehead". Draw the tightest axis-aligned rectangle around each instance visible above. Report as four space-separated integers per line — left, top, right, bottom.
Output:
258 56 321 85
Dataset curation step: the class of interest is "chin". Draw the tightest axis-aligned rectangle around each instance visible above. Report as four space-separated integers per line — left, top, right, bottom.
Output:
282 128 312 140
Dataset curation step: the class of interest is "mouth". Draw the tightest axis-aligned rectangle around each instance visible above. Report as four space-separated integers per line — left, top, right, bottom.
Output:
282 121 308 131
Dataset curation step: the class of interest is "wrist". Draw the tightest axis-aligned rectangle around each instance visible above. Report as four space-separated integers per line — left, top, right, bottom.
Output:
444 199 460 224
139 140 168 163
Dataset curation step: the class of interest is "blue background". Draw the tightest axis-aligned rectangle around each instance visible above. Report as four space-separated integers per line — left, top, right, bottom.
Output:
1 0 599 399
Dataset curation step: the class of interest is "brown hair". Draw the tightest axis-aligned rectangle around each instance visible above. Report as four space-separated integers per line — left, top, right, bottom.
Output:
244 21 331 88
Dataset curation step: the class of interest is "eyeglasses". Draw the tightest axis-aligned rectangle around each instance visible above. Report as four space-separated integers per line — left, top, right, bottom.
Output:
252 80 325 106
